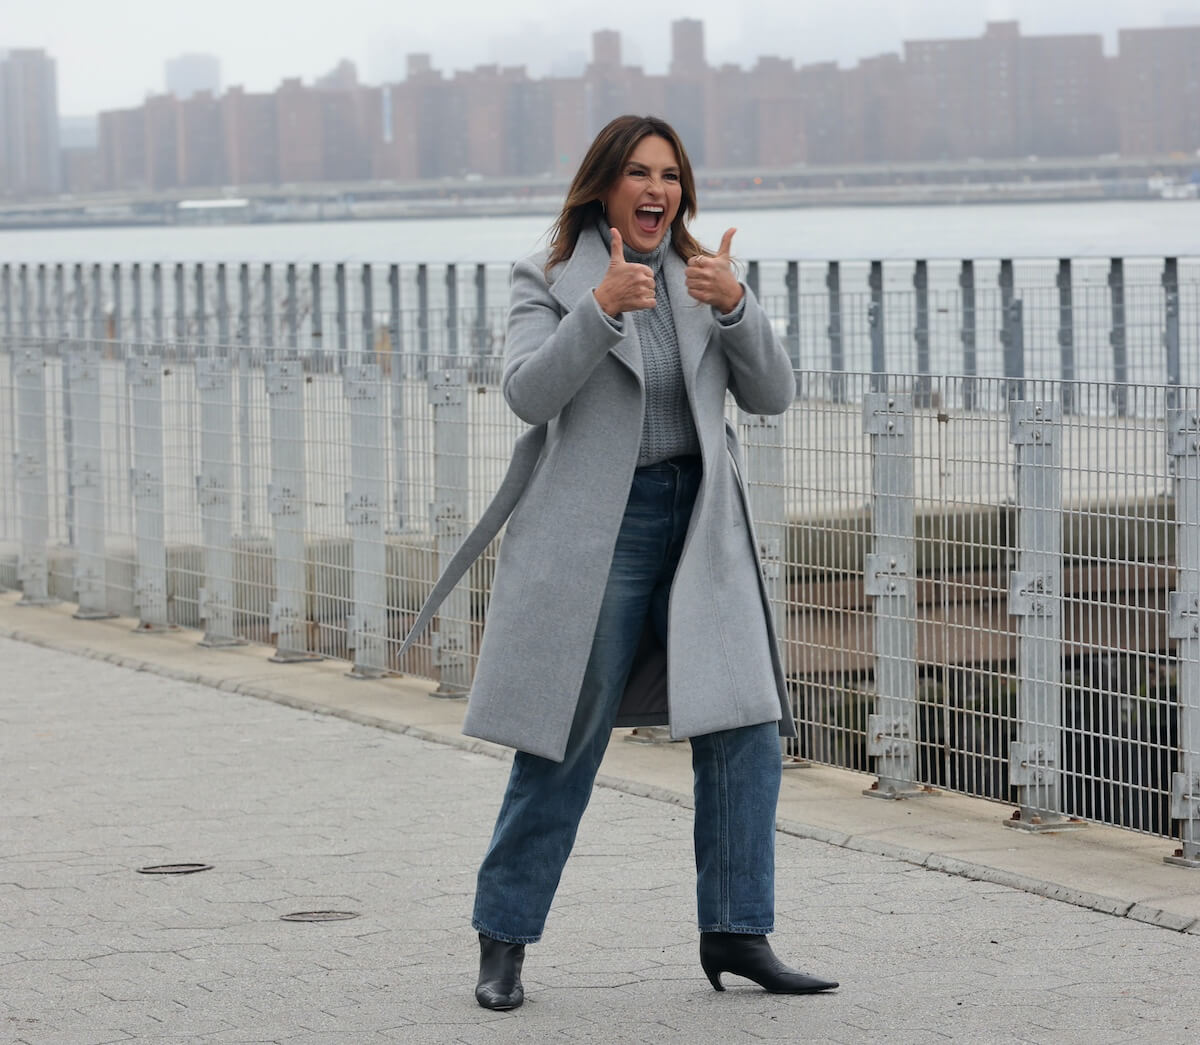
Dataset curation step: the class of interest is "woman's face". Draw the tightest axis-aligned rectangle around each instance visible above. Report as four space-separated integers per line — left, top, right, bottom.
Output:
601 135 683 254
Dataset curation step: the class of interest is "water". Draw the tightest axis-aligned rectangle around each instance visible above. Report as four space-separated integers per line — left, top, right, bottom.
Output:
1 198 1198 264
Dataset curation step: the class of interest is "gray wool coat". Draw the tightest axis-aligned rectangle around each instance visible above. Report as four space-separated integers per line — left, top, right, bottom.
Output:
397 223 797 763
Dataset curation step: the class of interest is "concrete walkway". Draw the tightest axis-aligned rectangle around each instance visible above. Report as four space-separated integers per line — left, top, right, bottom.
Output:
2 594 1199 1043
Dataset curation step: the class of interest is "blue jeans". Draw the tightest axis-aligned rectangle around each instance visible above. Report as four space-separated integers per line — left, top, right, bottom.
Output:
472 456 782 944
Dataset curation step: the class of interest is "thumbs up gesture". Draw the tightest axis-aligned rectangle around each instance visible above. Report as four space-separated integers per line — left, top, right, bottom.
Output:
594 228 657 318
685 228 744 314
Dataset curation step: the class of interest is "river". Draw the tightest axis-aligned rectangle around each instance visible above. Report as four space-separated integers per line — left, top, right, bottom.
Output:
0 198 1198 265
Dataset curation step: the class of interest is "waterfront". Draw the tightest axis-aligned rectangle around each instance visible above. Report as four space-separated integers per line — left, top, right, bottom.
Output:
1 198 1199 265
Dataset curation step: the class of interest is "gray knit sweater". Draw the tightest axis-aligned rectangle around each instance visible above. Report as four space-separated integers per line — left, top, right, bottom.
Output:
597 224 700 466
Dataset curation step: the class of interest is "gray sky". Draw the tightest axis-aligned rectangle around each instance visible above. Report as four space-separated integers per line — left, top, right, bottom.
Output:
7 0 1200 116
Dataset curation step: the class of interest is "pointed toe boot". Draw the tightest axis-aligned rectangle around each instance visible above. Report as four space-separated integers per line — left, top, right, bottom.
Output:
699 932 838 994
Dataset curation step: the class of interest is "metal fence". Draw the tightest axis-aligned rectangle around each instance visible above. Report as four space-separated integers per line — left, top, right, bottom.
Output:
1 258 1199 869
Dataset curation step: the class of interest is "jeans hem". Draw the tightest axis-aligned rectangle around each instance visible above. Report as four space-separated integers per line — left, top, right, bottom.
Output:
698 924 774 935
473 919 541 945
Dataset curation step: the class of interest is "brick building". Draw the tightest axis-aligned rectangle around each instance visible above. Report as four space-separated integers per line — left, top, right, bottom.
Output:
0 48 61 197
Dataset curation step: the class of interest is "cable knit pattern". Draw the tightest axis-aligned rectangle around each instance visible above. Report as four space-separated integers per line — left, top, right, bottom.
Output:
598 223 700 466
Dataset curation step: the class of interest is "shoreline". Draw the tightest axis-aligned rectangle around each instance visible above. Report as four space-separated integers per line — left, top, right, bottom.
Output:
1 181 1194 233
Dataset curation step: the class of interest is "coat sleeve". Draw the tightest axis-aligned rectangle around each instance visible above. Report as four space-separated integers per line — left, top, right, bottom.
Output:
501 255 627 426
715 283 796 416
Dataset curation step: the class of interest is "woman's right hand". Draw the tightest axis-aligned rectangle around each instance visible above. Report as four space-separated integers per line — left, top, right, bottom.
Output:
593 229 656 317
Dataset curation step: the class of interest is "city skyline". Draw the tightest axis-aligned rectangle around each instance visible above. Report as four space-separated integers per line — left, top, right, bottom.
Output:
6 0 1200 115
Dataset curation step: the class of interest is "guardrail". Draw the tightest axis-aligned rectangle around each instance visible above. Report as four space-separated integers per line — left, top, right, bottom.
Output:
2 272 1199 868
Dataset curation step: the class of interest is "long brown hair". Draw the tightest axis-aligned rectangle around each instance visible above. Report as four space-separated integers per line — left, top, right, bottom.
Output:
545 114 708 272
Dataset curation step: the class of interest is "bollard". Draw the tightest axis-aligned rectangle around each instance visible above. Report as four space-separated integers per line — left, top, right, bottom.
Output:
1165 403 1200 867
335 262 348 363
343 363 389 678
216 263 229 349
111 264 123 342
152 263 164 342
310 263 324 372
428 367 470 696
473 264 488 353
999 260 1024 403
236 264 257 534
1005 401 1076 831
445 264 459 357
174 263 186 343
285 263 298 352
194 263 206 348
361 264 374 364
195 357 245 647
863 389 919 797
127 353 171 630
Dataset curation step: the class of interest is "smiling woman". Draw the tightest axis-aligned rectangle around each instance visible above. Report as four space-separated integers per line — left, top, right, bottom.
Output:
395 113 837 1013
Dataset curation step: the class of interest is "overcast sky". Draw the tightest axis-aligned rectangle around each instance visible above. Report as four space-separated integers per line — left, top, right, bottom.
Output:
8 0 1200 116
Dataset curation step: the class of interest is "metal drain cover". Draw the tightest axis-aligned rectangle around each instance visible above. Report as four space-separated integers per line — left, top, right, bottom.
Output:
280 910 360 922
136 863 213 875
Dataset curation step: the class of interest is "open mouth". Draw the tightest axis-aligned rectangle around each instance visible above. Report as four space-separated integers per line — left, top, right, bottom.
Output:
635 205 664 234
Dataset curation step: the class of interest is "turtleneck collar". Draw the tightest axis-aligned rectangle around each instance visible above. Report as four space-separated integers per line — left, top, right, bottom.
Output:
596 219 673 274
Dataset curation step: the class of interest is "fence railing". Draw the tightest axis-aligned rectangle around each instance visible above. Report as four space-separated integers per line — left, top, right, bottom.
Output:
2 268 1199 868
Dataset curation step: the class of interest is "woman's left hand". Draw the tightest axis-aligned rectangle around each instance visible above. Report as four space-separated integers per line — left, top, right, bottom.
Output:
685 228 744 315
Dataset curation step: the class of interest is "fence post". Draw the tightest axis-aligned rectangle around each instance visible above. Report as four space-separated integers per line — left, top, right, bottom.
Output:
335 262 348 362
826 261 845 404
195 357 245 647
127 353 171 630
428 366 469 696
310 264 324 372
152 263 164 342
174 263 186 342
216 263 229 349
1 263 10 337
344 362 389 678
111 264 122 341
236 263 257 534
262 263 275 356
1163 258 1180 412
863 389 918 797
389 263 409 531
1109 258 1128 416
67 344 115 620
868 261 885 392
265 358 320 662
194 263 206 347
132 263 143 342
417 264 430 362
361 263 374 362
1165 405 1200 867
746 260 759 300
913 260 931 406
90 264 104 343
445 264 459 357
1057 259 1075 413
285 263 298 352
999 259 1024 402
785 260 800 370
473 264 488 353
1006 401 1075 830
13 344 56 606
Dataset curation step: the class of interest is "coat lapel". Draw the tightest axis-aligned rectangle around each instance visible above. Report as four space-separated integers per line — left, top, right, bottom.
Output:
663 249 714 387
548 226 643 382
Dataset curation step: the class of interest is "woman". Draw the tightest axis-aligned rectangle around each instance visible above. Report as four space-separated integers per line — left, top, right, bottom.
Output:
399 114 837 1009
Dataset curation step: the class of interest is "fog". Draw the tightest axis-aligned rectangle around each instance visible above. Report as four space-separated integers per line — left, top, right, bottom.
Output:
6 0 1200 115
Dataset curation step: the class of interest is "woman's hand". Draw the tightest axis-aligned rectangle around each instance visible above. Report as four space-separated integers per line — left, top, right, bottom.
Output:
593 229 656 317
685 228 744 314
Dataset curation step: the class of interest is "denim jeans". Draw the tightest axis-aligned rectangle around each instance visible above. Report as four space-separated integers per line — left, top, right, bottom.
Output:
472 455 782 944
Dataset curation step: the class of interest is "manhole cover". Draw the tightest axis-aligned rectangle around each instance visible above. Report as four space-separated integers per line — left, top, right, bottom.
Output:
280 910 360 922
136 863 213 875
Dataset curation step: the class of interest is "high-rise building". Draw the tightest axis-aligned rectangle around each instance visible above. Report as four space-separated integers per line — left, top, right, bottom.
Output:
165 54 221 101
0 48 61 197
1117 25 1200 156
670 19 705 77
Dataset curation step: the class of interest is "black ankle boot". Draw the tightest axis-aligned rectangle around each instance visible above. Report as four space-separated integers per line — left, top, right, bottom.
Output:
475 933 525 1010
699 933 838 994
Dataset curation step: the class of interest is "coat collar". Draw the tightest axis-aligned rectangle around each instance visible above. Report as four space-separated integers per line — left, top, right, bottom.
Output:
547 223 713 386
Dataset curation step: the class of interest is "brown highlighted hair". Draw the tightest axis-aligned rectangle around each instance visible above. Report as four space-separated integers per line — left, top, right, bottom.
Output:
545 114 708 272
